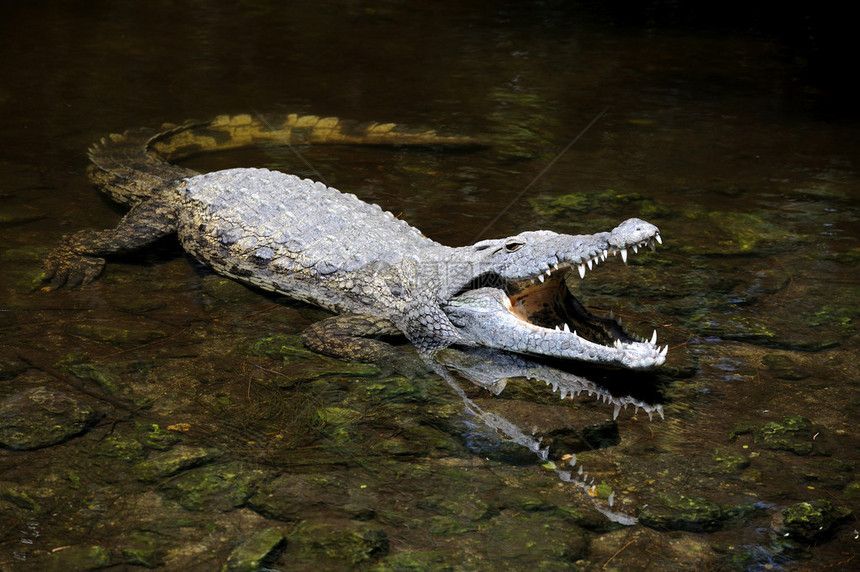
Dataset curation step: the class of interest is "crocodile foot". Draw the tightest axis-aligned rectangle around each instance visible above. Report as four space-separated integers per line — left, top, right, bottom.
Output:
41 245 106 289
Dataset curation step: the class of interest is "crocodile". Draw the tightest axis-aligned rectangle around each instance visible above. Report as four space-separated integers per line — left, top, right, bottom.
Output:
42 113 667 369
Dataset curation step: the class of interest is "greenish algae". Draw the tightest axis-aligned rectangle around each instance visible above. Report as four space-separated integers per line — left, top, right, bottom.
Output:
94 435 147 462
160 461 271 511
222 527 285 572
756 416 821 456
711 448 750 474
287 520 389 567
0 386 101 450
776 500 852 543
637 493 725 532
132 445 220 481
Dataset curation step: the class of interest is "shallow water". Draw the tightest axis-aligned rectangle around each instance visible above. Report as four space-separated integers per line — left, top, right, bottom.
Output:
1 1 858 570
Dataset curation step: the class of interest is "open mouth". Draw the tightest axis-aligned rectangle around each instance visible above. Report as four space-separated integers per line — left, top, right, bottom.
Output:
445 234 667 369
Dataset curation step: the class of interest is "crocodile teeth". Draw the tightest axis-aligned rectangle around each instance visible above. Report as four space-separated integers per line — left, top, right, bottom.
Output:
578 264 586 279
538 274 545 283
602 249 608 261
620 248 628 264
586 258 593 270
660 345 669 357
655 233 662 245
632 244 639 254
545 268 552 277
563 323 571 333
651 329 657 345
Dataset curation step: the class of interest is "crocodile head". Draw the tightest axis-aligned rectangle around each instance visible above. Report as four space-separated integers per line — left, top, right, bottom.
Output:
441 218 666 370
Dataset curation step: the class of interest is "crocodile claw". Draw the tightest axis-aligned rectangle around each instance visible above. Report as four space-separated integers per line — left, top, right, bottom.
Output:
41 247 106 290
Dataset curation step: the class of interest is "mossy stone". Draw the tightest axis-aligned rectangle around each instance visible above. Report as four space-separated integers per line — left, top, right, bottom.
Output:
637 493 725 532
287 520 388 567
94 435 147 462
132 445 219 481
756 416 820 456
222 528 285 572
776 500 852 543
160 461 270 511
0 386 100 450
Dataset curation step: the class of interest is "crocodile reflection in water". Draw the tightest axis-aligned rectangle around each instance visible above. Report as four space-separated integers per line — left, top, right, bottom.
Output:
430 346 666 525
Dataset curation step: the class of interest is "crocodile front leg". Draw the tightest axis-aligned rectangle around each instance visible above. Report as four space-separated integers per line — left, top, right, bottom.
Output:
42 194 179 289
300 314 404 362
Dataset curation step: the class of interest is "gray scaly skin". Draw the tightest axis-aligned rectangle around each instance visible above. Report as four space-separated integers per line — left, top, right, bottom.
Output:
42 113 666 369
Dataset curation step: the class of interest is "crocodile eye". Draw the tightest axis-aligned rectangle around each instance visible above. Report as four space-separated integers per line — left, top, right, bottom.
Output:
504 239 525 253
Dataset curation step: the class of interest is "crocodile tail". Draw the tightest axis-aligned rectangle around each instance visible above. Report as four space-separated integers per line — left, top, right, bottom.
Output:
87 123 201 207
89 113 481 207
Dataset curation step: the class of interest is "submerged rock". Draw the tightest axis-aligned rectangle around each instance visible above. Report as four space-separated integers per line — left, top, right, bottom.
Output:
160 461 271 511
773 500 852 543
756 416 822 456
637 493 725 532
0 386 101 450
222 527 286 572
132 445 220 481
286 520 388 567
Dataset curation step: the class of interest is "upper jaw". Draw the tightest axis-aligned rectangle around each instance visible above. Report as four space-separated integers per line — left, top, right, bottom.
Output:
494 219 662 286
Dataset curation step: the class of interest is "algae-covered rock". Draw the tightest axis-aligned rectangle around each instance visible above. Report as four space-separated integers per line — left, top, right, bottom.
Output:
94 435 147 462
132 445 220 481
756 416 821 456
160 461 271 511
222 527 285 572
637 493 725 532
287 520 388 567
774 500 852 543
0 386 101 449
